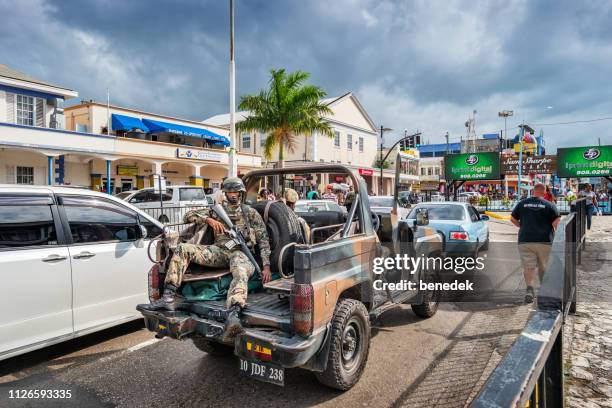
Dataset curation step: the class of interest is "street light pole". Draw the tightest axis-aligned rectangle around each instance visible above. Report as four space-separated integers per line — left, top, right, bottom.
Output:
378 126 392 195
379 125 384 195
227 0 238 177
498 110 513 198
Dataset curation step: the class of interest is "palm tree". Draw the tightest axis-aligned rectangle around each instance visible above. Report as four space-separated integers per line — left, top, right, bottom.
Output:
237 69 334 168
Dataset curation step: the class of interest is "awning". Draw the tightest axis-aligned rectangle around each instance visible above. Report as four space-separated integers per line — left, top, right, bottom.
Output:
142 118 229 146
111 114 149 132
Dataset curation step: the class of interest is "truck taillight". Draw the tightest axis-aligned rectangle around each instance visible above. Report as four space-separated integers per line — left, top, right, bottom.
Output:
148 264 161 302
450 231 469 241
291 283 313 336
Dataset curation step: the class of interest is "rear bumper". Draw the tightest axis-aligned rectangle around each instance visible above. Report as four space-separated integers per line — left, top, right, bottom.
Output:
137 305 327 369
444 241 479 255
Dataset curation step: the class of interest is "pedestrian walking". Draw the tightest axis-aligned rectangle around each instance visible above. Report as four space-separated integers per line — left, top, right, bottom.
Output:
578 183 598 230
544 186 556 203
511 183 561 303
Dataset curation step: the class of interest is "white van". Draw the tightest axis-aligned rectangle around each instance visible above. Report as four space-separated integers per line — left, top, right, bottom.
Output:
0 185 163 361
117 186 213 224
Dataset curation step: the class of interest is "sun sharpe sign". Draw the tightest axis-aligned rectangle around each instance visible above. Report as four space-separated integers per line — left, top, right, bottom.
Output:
501 155 557 175
557 145 612 177
444 152 500 180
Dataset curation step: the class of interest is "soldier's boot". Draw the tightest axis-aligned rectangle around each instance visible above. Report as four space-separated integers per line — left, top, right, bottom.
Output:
140 284 179 311
222 304 244 342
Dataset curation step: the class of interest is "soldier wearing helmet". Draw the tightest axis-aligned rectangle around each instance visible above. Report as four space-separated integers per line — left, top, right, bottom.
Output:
144 177 271 340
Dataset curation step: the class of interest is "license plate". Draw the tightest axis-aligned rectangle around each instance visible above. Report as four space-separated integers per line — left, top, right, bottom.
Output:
239 358 284 386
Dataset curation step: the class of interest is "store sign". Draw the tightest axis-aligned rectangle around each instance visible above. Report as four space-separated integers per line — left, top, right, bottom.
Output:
557 145 612 177
444 152 500 180
420 181 440 191
117 165 139 176
501 155 557 175
176 148 223 162
358 168 373 176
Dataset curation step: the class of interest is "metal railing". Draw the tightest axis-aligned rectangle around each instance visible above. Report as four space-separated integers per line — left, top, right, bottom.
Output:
470 198 587 408
141 205 208 232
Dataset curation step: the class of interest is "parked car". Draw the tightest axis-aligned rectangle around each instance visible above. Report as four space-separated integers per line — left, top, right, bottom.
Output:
0 185 163 361
137 164 444 391
117 186 213 224
294 199 347 242
406 202 490 256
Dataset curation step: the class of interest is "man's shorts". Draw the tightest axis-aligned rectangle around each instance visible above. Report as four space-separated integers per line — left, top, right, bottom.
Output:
518 243 552 272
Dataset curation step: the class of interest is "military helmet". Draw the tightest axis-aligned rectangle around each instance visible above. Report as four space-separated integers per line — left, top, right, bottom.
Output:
222 177 246 193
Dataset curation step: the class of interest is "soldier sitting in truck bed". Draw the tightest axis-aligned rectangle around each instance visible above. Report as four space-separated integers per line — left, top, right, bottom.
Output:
142 177 271 340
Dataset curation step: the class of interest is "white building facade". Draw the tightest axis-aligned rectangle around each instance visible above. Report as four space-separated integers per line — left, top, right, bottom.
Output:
0 66 261 193
204 93 396 195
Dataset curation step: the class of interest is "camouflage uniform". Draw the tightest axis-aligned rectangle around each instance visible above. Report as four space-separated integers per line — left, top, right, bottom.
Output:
165 203 271 308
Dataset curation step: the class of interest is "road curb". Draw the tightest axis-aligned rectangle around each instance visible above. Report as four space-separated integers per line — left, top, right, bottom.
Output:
484 211 511 221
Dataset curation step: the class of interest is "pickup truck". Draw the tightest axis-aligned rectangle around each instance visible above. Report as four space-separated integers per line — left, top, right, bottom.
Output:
137 161 444 391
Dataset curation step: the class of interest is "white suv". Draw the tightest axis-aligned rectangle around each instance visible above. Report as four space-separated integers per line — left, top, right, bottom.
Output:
0 185 163 361
117 186 212 224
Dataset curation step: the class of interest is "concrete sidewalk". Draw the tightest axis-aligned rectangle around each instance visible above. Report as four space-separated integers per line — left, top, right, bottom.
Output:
564 216 612 407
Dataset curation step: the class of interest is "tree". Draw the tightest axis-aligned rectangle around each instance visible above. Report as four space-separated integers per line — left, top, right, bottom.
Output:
237 69 334 168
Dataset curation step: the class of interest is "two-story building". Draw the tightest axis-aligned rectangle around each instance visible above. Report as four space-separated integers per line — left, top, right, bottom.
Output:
0 65 261 193
204 92 396 195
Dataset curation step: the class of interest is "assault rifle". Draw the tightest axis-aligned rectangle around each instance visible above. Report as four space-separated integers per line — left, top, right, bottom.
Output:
210 204 262 277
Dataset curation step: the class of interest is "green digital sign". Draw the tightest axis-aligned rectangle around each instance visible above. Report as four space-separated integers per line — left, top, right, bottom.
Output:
444 152 500 180
557 145 612 178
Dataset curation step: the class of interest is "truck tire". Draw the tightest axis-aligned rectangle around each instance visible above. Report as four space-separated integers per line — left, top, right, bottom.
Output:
192 337 234 356
252 201 305 275
411 266 441 318
315 299 370 391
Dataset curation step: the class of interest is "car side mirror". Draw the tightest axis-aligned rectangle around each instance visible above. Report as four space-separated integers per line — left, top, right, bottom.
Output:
138 224 148 239
480 215 490 221
415 209 429 226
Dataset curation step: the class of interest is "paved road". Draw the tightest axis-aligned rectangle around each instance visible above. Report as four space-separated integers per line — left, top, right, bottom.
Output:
0 222 531 408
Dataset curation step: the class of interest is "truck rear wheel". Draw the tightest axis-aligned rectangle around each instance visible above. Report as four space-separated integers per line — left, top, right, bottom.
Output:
192 337 234 356
315 299 370 391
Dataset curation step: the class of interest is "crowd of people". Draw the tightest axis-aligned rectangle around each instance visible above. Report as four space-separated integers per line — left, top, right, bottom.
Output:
257 183 354 205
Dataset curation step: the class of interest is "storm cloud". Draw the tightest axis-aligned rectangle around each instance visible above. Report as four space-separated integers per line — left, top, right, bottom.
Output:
1 0 611 150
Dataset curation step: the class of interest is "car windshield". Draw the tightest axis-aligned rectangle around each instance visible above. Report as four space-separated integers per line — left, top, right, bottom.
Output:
408 205 465 221
295 203 328 212
369 197 394 207
115 192 132 200
179 188 206 201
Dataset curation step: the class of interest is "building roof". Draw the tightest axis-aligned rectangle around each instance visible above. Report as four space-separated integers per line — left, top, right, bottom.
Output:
65 100 229 132
202 92 377 133
417 142 461 153
0 64 77 98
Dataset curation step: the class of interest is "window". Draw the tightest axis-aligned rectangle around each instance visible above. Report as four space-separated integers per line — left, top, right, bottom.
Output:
434 167 440 176
334 131 340 148
179 188 206 201
16 95 35 126
242 134 251 149
129 191 149 204
62 196 139 244
347 134 353 150
408 205 466 221
428 168 433 176
0 197 57 248
138 214 163 239
260 132 266 147
421 167 426 176
76 123 88 133
359 137 364 152
469 206 480 222
16 166 34 185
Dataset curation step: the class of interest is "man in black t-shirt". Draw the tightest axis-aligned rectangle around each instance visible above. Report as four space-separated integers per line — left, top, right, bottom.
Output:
511 183 561 303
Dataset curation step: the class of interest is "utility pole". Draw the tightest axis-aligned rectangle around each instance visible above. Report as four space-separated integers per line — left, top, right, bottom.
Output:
227 0 238 177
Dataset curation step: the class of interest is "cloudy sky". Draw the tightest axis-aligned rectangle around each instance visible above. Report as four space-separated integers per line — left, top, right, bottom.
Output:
1 0 611 151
